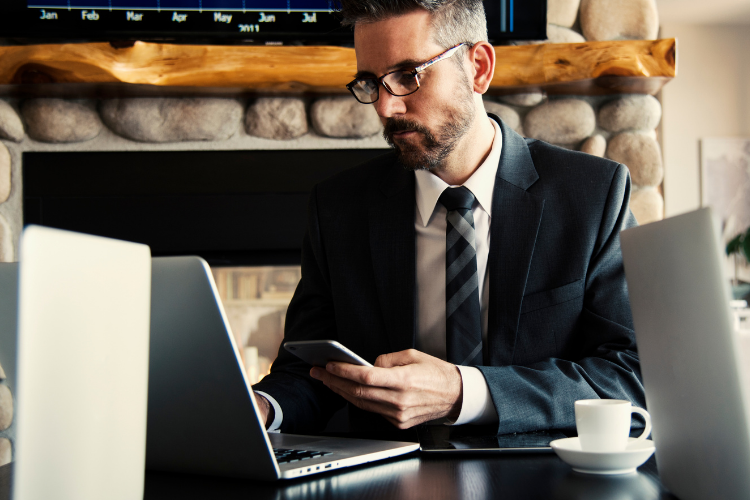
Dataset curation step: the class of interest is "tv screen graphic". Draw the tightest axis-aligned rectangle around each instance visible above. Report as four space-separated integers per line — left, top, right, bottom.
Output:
0 0 546 44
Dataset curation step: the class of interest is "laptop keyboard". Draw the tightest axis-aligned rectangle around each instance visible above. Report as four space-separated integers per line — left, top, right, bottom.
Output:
273 448 333 464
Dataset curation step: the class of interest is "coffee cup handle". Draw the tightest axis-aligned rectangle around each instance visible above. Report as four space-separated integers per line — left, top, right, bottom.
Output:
631 407 652 443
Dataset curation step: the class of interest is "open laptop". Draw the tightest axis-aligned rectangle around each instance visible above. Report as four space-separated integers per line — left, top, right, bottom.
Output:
621 207 750 500
11 226 152 500
146 256 418 480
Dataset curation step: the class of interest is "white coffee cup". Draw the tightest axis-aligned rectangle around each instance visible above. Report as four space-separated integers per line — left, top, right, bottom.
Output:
574 399 652 453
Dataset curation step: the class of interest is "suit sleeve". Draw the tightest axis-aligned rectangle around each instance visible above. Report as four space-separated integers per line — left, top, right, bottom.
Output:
476 163 644 434
251 185 346 434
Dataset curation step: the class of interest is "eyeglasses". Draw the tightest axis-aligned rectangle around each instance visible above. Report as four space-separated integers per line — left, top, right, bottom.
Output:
346 43 468 105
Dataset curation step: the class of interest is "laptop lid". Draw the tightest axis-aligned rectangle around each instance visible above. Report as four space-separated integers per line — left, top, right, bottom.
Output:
12 226 152 500
146 256 280 480
621 208 750 500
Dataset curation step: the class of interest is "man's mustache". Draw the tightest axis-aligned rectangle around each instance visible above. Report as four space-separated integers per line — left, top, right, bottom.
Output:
383 118 433 142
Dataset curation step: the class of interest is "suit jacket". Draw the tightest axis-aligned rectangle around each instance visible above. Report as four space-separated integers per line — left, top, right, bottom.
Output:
253 117 645 435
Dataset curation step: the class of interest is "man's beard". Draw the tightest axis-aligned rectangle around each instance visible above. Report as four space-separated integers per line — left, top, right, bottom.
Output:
382 82 476 171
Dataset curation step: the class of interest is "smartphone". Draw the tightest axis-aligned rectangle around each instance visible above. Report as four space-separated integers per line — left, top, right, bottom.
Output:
283 340 373 368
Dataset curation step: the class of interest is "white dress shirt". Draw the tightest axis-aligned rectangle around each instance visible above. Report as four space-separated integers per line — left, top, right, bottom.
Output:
414 117 501 425
261 118 503 431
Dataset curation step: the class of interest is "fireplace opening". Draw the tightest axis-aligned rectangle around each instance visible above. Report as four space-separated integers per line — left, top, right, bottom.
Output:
22 149 387 265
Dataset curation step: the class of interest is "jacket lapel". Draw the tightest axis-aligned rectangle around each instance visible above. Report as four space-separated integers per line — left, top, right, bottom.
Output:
487 117 545 366
369 159 417 353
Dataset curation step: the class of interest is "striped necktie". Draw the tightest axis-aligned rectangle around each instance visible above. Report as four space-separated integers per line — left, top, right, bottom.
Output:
439 186 483 366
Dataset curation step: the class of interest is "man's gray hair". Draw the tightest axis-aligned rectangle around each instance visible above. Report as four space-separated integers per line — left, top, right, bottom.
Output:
338 0 488 49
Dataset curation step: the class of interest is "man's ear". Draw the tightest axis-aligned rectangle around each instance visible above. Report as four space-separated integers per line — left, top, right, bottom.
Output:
468 41 496 94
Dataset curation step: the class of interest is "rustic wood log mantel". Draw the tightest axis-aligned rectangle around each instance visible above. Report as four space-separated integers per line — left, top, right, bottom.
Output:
0 38 676 96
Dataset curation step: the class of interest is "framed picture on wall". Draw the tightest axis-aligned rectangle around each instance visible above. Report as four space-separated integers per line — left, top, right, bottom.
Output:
700 137 750 284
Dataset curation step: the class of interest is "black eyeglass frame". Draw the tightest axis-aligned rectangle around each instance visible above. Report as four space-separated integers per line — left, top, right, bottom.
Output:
346 42 470 104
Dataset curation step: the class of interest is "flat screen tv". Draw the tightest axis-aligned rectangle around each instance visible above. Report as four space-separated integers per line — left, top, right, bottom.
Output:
0 0 547 44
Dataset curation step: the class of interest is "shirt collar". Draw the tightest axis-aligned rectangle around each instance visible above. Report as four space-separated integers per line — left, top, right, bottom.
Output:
414 117 502 227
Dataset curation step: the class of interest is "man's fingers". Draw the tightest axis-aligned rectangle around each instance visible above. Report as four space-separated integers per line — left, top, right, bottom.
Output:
324 362 399 389
314 367 403 406
326 383 396 415
311 366 417 419
329 386 423 427
374 352 398 368
374 349 420 368
310 350 463 430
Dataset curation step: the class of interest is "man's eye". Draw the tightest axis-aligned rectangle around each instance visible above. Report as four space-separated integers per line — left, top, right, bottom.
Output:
390 72 414 87
396 72 412 83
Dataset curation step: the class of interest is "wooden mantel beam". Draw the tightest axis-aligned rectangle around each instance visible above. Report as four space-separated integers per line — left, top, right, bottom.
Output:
0 38 676 95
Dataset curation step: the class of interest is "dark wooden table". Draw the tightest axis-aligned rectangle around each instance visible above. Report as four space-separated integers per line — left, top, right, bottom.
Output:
141 453 678 500
0 450 679 500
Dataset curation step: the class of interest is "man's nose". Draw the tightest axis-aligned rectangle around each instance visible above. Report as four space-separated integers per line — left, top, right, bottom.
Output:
373 86 406 119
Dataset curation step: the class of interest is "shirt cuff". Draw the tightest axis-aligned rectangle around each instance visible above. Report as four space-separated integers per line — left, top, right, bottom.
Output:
449 366 498 426
254 391 283 432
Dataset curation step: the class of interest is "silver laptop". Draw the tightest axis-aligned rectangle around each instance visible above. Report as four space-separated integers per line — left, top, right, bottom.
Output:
621 207 750 500
146 256 418 480
11 226 152 500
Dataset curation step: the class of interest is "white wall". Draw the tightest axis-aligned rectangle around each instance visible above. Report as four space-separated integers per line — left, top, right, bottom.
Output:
660 23 750 217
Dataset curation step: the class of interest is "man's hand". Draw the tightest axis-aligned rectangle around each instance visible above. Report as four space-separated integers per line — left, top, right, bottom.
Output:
254 392 272 428
309 349 463 429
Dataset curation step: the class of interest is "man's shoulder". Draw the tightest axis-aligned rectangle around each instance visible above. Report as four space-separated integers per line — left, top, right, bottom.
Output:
525 138 621 172
524 138 626 188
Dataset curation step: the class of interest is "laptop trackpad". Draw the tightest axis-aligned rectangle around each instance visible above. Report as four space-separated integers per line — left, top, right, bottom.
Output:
269 434 326 448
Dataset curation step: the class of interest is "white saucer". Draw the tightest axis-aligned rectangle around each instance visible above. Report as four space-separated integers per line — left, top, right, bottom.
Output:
550 437 655 475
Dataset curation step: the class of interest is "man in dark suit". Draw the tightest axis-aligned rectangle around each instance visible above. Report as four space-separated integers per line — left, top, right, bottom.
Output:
252 0 645 436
